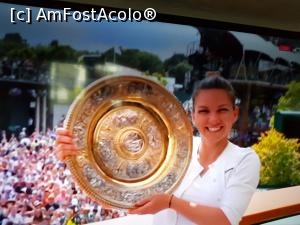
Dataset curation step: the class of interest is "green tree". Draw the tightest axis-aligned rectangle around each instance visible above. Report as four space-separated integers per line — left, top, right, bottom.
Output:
34 45 51 63
6 47 35 60
0 33 29 58
169 61 192 83
277 81 300 111
164 54 187 71
100 47 120 63
269 81 300 128
144 71 167 86
118 49 163 73
164 54 192 84
47 40 79 62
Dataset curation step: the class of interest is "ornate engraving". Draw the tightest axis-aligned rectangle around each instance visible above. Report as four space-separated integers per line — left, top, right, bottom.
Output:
178 137 189 158
113 110 138 128
76 155 88 168
123 132 144 153
73 123 86 148
153 173 177 193
83 165 97 180
91 85 115 105
98 140 113 161
121 191 145 203
126 161 150 178
163 101 174 113
65 75 192 209
146 125 160 149
128 81 153 96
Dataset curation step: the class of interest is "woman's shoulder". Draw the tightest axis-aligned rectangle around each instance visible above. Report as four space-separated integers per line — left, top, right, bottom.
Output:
230 141 257 154
227 142 261 167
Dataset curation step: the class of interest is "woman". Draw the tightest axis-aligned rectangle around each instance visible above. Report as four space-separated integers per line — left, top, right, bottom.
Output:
55 76 260 225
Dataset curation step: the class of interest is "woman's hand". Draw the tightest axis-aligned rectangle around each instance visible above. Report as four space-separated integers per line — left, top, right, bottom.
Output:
128 194 171 215
54 128 78 161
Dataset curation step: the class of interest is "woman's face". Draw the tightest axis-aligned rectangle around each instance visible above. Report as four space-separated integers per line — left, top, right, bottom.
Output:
192 89 239 146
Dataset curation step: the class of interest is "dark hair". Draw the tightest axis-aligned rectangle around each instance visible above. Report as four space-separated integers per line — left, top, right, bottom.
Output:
192 76 236 110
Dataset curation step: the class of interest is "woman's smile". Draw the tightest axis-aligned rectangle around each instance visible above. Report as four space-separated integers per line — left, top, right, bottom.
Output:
206 126 223 132
192 88 239 146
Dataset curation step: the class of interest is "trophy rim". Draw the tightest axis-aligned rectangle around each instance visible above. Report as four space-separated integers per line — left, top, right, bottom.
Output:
63 75 193 209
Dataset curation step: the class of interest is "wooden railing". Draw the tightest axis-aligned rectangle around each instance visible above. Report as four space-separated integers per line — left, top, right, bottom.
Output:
240 185 300 224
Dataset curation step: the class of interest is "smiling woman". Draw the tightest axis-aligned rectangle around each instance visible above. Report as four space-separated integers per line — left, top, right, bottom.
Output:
125 75 261 225
191 81 239 150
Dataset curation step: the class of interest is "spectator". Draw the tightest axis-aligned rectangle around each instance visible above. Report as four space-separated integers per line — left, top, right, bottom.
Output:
0 128 126 225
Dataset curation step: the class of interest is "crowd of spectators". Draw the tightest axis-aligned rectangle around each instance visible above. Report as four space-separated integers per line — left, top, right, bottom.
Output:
235 103 276 146
0 58 49 84
0 129 126 225
250 104 275 131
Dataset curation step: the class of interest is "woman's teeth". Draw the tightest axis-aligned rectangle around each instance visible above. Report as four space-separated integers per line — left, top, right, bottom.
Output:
207 127 221 132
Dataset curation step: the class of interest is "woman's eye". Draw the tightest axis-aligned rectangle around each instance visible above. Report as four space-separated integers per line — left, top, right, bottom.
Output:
219 108 229 112
198 110 209 114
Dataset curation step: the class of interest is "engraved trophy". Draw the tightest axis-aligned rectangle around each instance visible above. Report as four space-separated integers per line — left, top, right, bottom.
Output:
64 75 193 209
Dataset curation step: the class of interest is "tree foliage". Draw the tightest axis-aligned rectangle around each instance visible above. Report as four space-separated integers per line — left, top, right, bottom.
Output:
0 33 79 63
164 54 187 71
95 47 164 74
0 33 28 58
277 81 300 111
0 33 194 79
253 129 300 187
118 48 164 73
164 54 192 83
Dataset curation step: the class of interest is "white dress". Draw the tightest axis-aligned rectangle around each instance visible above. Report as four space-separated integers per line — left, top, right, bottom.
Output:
153 136 261 225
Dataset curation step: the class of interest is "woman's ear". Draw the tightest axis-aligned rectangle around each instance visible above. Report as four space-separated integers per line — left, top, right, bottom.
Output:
233 106 239 123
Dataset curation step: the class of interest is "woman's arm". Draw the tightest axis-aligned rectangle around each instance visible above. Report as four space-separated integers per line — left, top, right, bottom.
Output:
129 150 260 225
171 195 231 225
129 194 231 225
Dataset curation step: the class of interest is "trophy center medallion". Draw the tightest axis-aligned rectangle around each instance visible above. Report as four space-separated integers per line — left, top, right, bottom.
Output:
119 129 145 155
122 131 144 153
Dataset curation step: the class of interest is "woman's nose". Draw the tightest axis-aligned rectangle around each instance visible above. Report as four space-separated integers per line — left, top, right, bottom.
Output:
208 112 221 124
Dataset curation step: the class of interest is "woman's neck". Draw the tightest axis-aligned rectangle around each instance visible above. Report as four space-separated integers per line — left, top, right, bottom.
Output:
198 138 228 166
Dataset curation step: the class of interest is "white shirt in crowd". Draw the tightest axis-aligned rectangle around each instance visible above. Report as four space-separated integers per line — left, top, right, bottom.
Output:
153 136 261 225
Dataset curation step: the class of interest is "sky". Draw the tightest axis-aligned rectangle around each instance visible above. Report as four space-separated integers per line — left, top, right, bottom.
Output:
0 2 200 60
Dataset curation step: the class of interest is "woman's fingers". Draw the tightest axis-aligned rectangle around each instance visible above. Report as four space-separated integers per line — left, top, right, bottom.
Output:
128 194 170 215
56 135 74 145
54 128 79 161
134 197 151 207
127 197 152 214
56 143 78 151
128 203 152 214
55 144 78 161
56 127 72 136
